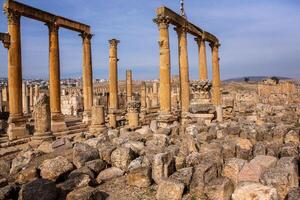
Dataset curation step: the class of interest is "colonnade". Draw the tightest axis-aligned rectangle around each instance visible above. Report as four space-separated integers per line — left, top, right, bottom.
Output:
154 12 222 122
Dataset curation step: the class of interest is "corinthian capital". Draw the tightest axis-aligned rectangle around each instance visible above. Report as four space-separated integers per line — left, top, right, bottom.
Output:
6 9 20 25
80 32 93 40
109 39 120 48
153 14 170 29
46 21 59 33
127 101 141 113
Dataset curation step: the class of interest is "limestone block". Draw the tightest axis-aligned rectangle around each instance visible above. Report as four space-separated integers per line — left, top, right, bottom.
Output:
204 177 234 200
73 143 100 168
111 147 136 171
126 166 152 188
222 158 246 187
152 152 175 184
156 178 184 200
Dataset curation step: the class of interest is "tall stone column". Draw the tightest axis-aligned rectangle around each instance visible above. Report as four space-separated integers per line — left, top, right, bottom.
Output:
152 81 159 107
29 84 34 111
6 10 29 140
108 39 120 128
127 101 141 130
34 84 39 105
81 32 93 124
175 26 190 113
0 84 3 112
22 82 29 114
210 42 223 122
140 81 147 110
195 37 208 81
126 69 133 102
47 22 67 133
154 15 171 114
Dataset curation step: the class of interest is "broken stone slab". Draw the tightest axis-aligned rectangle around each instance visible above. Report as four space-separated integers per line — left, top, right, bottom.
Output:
156 178 185 200
152 152 175 184
97 142 116 164
204 177 234 200
73 142 100 168
66 186 105 200
280 142 299 158
284 130 299 144
235 138 253 160
253 141 266 157
0 184 19 200
111 147 136 171
85 159 107 174
222 158 246 187
15 167 39 185
18 179 58 200
169 167 193 188
232 182 279 200
126 166 152 188
57 174 92 193
39 156 74 181
96 167 124 183
68 166 95 180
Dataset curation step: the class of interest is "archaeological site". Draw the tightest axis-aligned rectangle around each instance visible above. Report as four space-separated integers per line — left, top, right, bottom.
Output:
0 0 299 199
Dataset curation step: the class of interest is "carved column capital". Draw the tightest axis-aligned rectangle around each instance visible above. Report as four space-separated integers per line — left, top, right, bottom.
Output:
109 39 120 48
46 21 59 33
153 14 170 29
209 42 221 50
195 36 206 45
174 25 188 35
0 33 10 49
127 101 141 113
80 32 93 40
6 9 21 25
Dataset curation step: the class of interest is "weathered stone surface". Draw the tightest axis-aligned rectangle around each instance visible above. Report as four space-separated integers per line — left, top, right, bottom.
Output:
16 167 39 184
66 186 104 200
232 182 279 200
69 166 95 179
111 147 136 171
185 124 198 136
204 177 234 200
37 141 53 154
18 179 58 200
51 138 72 150
126 166 152 187
169 167 193 187
39 156 74 181
96 167 124 183
85 159 106 174
152 152 175 184
57 174 92 192
222 158 246 187
73 143 100 168
284 130 299 144
284 187 300 200
97 142 116 164
235 138 253 160
10 149 41 174
156 178 184 200
0 184 19 200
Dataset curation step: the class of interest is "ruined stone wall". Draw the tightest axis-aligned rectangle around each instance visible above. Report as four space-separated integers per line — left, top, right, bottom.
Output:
61 95 83 116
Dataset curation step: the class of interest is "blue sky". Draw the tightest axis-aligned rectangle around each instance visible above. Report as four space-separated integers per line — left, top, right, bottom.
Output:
0 0 299 80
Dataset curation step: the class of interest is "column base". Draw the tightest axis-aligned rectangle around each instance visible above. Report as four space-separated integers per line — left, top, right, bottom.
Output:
31 131 55 141
157 112 178 128
89 124 107 135
215 105 223 122
7 116 30 141
108 114 117 129
51 113 68 134
82 110 92 125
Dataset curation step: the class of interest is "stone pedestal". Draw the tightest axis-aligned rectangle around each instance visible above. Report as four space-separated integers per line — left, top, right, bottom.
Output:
157 112 177 128
51 113 68 135
127 101 141 130
7 116 29 141
32 94 54 141
90 105 107 135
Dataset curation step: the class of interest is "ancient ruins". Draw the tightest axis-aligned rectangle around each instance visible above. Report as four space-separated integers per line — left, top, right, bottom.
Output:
0 0 299 200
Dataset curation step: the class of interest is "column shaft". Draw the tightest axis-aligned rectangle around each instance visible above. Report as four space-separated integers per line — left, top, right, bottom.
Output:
7 11 22 117
0 85 3 112
109 39 119 110
196 37 208 80
211 43 222 105
176 27 190 112
140 81 146 109
154 16 171 113
126 69 133 102
82 33 93 113
48 23 61 114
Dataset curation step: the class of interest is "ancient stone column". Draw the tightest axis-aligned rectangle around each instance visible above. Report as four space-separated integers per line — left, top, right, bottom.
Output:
140 81 147 110
175 26 190 113
34 84 39 104
127 101 141 129
154 15 171 114
108 39 120 128
32 94 54 141
126 69 133 102
81 32 93 124
47 22 67 133
90 105 107 135
22 82 29 114
195 37 208 81
29 84 34 110
210 42 223 122
0 84 3 112
152 81 159 107
6 10 29 140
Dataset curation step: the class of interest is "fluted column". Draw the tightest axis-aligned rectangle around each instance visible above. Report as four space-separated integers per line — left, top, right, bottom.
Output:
210 42 223 122
154 15 171 114
195 37 208 80
175 26 190 113
81 32 93 124
126 69 133 102
48 22 61 115
7 10 22 117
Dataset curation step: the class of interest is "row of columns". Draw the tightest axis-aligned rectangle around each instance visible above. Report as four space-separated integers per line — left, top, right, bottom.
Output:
154 15 222 121
4 9 94 139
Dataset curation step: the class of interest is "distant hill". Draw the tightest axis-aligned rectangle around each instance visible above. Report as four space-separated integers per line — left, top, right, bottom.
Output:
223 76 292 83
